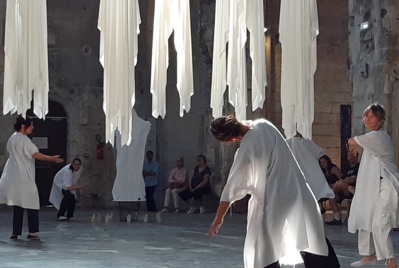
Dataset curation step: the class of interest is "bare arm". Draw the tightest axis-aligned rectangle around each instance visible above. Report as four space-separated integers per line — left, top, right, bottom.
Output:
66 183 87 191
193 174 210 190
33 152 64 163
348 138 362 155
209 201 231 237
331 166 341 179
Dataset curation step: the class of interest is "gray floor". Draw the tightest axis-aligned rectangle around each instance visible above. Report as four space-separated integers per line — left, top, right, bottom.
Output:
0 206 398 268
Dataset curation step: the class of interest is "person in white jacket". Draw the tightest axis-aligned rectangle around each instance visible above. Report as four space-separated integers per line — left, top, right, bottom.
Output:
49 158 86 221
0 117 64 240
348 103 399 268
208 115 340 268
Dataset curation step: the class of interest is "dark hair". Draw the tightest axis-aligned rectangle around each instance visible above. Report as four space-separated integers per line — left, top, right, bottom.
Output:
363 103 385 128
14 116 32 131
319 155 336 174
176 157 184 162
210 115 241 142
69 158 82 171
146 150 153 156
197 154 207 164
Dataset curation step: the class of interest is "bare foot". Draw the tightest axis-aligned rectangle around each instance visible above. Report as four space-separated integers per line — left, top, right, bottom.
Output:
386 258 397 268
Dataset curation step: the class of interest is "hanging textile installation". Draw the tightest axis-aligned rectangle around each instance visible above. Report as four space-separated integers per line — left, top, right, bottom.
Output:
3 0 48 119
150 0 194 119
112 109 150 202
279 0 319 139
98 0 141 146
210 0 267 121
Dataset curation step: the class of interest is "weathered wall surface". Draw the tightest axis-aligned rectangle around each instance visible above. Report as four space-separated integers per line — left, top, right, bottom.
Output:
348 0 399 164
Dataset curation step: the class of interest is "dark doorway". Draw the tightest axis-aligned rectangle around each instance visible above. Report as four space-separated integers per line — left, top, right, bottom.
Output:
340 105 352 173
27 101 67 206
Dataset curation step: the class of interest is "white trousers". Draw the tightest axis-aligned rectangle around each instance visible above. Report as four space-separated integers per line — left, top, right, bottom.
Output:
163 187 186 209
358 179 395 260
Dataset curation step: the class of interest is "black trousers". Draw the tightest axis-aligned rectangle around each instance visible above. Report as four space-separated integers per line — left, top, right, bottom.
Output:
145 185 157 212
12 206 39 235
58 189 76 218
265 237 340 268
179 187 211 201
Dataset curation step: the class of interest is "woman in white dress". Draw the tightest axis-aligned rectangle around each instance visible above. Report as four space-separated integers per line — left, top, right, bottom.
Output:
50 158 86 221
0 117 64 240
348 103 399 268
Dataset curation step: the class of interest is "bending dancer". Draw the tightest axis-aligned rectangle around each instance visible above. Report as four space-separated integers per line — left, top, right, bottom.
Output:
50 158 87 221
348 103 399 268
208 115 340 268
0 117 64 240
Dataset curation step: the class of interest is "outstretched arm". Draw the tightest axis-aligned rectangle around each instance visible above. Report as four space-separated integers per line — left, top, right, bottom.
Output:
33 152 64 163
209 201 231 237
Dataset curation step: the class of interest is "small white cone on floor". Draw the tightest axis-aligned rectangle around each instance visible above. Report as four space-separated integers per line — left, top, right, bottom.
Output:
126 214 131 222
105 213 110 223
109 212 113 221
143 214 148 222
96 212 102 222
91 213 96 222
156 212 162 222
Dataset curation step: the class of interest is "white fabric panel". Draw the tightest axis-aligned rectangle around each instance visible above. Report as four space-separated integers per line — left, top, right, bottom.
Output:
279 0 319 139
227 0 247 121
246 0 267 111
211 0 267 121
151 0 194 119
112 109 150 202
98 0 141 146
3 0 48 119
210 0 230 118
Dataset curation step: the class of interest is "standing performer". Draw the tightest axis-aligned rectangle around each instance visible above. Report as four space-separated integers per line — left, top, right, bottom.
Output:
348 103 399 268
0 117 64 240
208 115 340 268
49 158 86 221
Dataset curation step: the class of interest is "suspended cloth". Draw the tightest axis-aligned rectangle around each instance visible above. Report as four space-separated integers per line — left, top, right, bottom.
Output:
98 0 141 146
3 0 48 119
211 0 266 121
112 109 150 202
279 0 319 139
150 0 194 118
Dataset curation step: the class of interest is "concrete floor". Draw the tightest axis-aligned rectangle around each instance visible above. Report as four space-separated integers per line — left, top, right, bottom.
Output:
0 206 398 268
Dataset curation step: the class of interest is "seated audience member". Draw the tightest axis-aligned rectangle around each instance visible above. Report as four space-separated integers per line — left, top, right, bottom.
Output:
326 150 360 225
179 154 211 214
159 157 188 213
49 158 87 221
319 155 342 187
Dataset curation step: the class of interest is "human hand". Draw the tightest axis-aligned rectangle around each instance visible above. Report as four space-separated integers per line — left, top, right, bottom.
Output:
51 155 64 163
208 217 223 237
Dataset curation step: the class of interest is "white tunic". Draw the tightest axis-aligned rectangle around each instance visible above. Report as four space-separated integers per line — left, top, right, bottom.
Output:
112 109 150 202
49 164 82 210
0 132 39 209
221 119 328 268
3 0 49 119
287 136 335 200
348 130 399 233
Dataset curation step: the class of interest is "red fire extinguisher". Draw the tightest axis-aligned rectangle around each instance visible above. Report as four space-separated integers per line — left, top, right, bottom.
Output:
96 134 105 160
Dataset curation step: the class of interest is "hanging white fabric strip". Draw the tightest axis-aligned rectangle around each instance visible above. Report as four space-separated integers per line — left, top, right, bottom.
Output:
3 0 48 119
279 0 319 139
211 0 266 120
210 0 230 118
150 0 194 119
98 0 141 146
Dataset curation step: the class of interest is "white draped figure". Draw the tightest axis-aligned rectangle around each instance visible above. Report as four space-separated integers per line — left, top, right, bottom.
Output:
98 0 141 146
112 109 150 202
150 0 194 118
3 0 49 119
211 0 266 121
287 135 335 200
279 0 319 139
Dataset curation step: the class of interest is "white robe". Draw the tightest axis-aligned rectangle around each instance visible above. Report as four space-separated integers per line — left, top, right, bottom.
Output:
0 132 40 209
287 136 334 200
49 164 82 210
151 0 194 119
112 109 150 202
221 119 328 268
348 130 399 233
98 0 141 146
279 0 319 139
3 0 48 118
